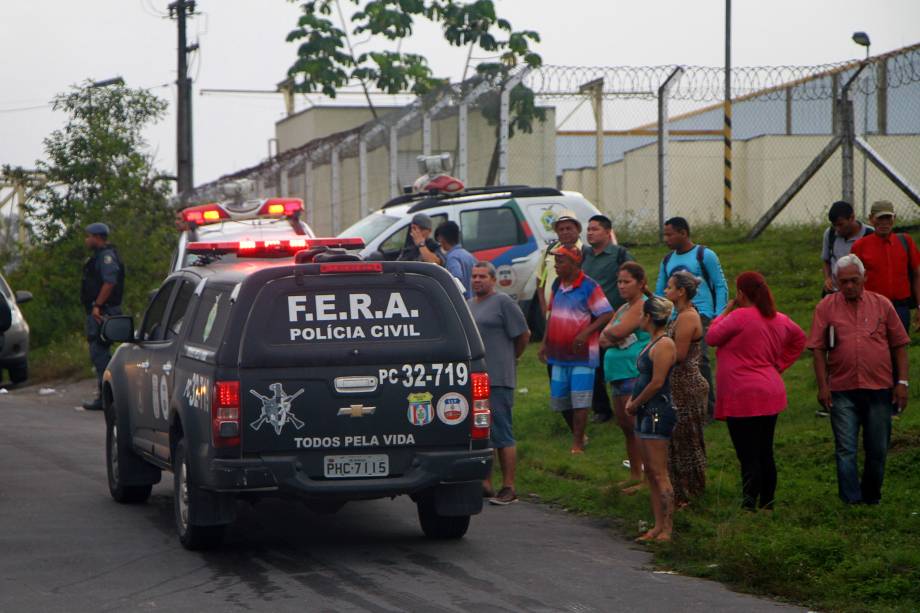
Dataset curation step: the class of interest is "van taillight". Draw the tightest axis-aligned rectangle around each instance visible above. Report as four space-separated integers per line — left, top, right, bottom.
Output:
212 381 240 448
470 372 491 440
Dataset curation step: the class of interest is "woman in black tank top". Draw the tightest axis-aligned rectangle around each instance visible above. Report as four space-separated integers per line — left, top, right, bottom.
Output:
625 296 678 543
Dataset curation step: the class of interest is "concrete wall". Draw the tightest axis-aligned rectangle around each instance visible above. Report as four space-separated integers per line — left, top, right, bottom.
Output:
275 106 403 154
561 134 920 227
272 106 558 236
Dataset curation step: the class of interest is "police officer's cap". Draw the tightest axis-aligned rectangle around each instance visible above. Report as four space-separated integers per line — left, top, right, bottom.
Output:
85 222 110 237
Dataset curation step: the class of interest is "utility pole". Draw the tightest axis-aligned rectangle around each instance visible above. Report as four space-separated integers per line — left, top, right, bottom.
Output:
723 0 732 226
169 0 196 201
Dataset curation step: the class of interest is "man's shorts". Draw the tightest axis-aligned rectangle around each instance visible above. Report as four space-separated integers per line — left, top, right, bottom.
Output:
609 377 637 397
489 386 515 448
550 365 595 412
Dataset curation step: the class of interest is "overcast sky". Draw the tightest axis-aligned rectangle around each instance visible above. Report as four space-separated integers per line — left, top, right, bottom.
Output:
2 0 919 189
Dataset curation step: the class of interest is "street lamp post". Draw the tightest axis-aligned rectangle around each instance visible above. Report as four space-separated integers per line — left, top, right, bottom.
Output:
852 31 871 217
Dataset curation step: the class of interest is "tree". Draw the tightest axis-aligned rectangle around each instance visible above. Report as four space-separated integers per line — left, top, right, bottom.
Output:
11 82 177 347
285 0 544 184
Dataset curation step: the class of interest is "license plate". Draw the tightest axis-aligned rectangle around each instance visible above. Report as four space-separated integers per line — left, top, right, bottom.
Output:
323 454 389 478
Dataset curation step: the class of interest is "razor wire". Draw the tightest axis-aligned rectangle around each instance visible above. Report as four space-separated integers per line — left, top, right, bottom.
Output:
529 44 920 102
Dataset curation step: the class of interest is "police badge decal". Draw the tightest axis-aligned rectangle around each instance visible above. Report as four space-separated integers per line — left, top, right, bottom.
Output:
406 392 434 426
249 382 306 435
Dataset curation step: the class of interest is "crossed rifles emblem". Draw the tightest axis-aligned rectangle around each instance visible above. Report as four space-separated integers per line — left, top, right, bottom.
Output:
250 382 305 435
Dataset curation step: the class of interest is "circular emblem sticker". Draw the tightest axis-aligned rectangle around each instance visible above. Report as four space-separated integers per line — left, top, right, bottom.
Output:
436 393 469 426
496 264 516 288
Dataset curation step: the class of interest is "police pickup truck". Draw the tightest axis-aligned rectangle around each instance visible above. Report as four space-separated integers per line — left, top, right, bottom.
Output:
100 237 492 549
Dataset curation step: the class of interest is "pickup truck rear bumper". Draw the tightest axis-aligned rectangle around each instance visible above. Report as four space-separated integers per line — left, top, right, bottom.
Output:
206 448 492 500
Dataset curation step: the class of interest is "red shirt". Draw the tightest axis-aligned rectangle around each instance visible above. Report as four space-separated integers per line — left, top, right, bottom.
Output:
851 232 920 301
806 290 910 391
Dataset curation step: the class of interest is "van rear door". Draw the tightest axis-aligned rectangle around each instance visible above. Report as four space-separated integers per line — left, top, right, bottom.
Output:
233 263 482 476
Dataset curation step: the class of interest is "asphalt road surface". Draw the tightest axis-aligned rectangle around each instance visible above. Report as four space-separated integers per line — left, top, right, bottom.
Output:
0 379 802 613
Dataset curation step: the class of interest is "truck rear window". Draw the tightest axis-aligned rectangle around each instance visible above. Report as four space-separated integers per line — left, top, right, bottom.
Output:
279 287 436 343
237 272 476 368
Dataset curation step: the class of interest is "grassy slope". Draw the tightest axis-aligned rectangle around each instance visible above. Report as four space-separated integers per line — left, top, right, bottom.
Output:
512 226 920 613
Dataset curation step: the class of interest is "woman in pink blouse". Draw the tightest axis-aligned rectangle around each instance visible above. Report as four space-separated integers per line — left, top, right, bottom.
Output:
705 271 806 511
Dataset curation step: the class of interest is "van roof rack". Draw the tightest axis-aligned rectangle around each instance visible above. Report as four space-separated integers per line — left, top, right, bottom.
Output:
381 185 564 211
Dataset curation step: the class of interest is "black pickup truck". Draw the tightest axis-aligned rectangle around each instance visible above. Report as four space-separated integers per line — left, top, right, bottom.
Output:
101 239 492 549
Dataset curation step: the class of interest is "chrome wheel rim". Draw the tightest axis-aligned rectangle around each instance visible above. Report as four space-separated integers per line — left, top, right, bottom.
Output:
110 424 119 483
178 459 190 531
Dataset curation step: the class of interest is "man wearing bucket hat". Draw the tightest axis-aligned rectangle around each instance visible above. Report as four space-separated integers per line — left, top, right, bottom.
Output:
851 200 920 333
536 209 583 318
538 242 613 454
81 222 125 411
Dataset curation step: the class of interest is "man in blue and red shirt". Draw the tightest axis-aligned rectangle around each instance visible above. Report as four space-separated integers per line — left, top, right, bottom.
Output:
538 244 613 453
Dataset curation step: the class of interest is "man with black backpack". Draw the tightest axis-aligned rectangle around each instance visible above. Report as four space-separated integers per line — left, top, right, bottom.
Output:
822 201 873 295
656 217 728 418
852 200 920 334
583 214 632 423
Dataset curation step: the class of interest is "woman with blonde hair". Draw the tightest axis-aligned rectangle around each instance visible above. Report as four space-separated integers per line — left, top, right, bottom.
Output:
600 262 651 489
626 296 678 542
663 270 709 508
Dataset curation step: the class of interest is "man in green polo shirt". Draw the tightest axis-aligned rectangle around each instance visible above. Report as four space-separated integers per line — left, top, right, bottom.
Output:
583 214 632 423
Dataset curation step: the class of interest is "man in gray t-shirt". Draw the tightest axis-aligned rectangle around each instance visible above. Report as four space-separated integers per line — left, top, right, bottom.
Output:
468 261 530 505
822 200 873 293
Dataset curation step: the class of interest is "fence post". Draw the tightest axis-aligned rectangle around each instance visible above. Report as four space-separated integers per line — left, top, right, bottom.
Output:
304 159 313 227
578 78 605 210
281 167 289 197
658 67 684 243
331 146 341 235
499 69 529 186
840 63 868 206
423 113 432 155
359 136 368 217
458 101 468 183
389 126 399 198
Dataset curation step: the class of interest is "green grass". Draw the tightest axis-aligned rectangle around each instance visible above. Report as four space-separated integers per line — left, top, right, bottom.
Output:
512 225 920 613
27 332 94 384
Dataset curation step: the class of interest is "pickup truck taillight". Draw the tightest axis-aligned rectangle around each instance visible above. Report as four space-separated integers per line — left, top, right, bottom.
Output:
212 381 241 448
470 372 491 440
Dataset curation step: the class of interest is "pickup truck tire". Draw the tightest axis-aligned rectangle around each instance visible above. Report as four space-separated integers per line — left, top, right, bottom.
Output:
173 438 226 550
7 360 27 385
417 498 470 539
106 411 153 504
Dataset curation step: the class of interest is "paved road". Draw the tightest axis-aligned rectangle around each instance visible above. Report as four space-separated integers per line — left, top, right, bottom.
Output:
0 379 801 612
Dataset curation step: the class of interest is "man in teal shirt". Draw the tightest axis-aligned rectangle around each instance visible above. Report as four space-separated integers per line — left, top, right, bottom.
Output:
582 214 632 423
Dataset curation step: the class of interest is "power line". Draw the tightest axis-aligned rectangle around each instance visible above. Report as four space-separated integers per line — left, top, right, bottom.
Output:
0 104 51 114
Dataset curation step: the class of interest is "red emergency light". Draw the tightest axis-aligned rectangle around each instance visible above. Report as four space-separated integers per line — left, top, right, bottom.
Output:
258 198 303 217
186 237 366 258
181 203 229 225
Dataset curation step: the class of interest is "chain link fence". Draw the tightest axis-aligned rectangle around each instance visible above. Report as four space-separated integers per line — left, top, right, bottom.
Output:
190 43 920 238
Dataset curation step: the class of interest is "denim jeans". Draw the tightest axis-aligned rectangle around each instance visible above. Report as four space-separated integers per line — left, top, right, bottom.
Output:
830 389 894 504
893 304 911 334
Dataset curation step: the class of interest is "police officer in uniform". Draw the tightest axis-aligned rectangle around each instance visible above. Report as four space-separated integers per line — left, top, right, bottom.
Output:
81 222 125 411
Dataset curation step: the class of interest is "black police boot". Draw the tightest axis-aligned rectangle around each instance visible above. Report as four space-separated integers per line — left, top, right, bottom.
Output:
82 397 104 411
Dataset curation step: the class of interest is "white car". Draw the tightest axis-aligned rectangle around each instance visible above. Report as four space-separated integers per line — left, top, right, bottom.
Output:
0 272 32 385
340 185 602 332
171 198 315 271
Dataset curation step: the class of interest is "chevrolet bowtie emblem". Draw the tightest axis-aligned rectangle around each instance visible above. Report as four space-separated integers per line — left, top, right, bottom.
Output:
338 404 376 417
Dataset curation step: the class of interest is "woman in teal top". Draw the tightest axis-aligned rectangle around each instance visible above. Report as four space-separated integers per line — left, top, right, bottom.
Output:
600 262 652 487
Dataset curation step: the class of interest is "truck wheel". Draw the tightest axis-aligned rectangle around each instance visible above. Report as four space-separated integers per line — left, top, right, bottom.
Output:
417 498 470 539
8 360 28 385
106 411 152 504
173 438 225 550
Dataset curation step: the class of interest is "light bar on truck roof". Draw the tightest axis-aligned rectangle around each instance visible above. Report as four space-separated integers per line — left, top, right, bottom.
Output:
180 198 305 227
185 237 366 257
